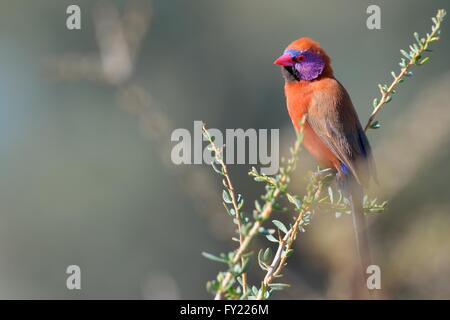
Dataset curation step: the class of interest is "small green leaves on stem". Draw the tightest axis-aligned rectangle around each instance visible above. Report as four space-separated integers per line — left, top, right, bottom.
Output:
317 187 388 217
202 252 229 264
365 9 446 132
286 193 302 210
202 123 250 299
204 119 306 300
255 169 330 299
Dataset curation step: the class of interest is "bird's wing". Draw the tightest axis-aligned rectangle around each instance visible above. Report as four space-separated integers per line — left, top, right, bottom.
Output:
306 80 374 185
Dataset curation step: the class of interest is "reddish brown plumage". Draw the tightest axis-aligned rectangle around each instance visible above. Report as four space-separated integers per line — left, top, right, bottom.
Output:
276 37 376 297
280 37 375 186
285 78 341 172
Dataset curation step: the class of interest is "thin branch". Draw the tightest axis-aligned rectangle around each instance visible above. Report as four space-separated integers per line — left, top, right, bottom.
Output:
365 9 446 132
257 175 326 299
204 122 304 300
202 124 248 296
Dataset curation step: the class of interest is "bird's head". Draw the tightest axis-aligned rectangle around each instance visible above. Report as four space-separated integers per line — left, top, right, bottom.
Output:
274 37 332 81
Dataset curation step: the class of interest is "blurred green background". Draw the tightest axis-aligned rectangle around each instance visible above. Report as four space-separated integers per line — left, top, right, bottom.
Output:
0 0 449 299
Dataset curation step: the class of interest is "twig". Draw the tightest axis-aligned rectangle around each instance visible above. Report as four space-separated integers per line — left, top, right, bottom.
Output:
204 122 304 300
212 163 292 299
256 175 326 299
202 124 249 296
365 9 446 131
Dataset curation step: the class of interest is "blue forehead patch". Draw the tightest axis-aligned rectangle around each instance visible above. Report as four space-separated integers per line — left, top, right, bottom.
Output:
285 49 302 56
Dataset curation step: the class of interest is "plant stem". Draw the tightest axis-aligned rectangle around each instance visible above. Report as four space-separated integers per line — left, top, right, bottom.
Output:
202 124 249 297
365 9 446 132
257 178 324 299
214 181 284 300
211 126 304 300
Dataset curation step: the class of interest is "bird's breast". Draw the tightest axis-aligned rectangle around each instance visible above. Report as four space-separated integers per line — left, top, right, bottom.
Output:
284 81 312 126
284 80 340 169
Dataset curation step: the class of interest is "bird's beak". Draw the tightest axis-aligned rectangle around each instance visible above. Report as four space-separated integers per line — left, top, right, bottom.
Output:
273 53 293 66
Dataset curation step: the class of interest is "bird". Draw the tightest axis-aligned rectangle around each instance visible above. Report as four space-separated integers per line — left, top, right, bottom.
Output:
274 37 377 297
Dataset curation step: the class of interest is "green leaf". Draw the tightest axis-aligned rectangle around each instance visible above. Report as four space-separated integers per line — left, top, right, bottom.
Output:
253 176 265 182
202 252 228 264
223 203 235 216
241 257 251 273
268 283 290 290
266 234 279 243
263 247 273 262
284 249 294 258
370 121 381 129
400 49 411 59
237 194 244 210
206 280 219 293
414 32 422 45
254 200 262 212
286 193 301 209
272 220 288 234
419 56 429 65
372 98 379 108
257 249 267 270
248 166 258 176
222 190 232 204
258 227 274 236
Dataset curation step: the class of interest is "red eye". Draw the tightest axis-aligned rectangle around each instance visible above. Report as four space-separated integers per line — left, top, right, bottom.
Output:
296 55 305 62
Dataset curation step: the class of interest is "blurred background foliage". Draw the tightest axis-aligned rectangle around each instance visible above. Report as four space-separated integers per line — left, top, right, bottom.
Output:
0 0 449 299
